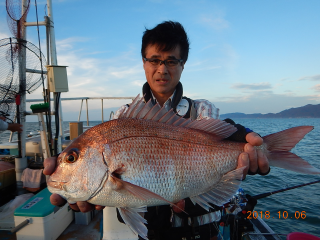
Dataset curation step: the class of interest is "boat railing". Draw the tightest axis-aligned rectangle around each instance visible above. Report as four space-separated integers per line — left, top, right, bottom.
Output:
26 96 135 125
6 96 135 143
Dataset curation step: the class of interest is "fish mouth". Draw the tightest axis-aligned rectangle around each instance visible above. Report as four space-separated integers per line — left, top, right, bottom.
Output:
47 180 67 190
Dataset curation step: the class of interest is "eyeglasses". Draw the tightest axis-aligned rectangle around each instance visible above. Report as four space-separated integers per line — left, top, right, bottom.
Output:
143 58 183 67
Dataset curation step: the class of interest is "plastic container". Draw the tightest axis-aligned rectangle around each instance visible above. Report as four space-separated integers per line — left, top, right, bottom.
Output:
14 188 73 240
287 232 320 240
0 168 15 190
0 142 19 156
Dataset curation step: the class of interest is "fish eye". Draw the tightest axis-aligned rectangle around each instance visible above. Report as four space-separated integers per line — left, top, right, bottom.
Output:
65 148 79 163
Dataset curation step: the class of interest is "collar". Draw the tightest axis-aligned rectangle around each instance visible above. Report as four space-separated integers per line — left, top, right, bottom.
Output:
150 90 176 107
142 82 183 110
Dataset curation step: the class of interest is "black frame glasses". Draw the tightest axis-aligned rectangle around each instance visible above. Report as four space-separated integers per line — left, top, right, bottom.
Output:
143 58 184 67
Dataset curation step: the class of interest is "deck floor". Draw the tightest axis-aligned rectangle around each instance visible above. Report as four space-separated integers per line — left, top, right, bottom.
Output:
58 210 103 240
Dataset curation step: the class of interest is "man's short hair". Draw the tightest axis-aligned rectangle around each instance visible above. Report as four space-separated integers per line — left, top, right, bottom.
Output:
141 21 190 63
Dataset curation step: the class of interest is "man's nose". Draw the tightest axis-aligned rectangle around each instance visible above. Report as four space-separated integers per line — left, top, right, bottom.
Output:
157 62 168 74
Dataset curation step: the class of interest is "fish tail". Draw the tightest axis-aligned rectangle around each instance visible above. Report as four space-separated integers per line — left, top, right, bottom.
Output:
263 126 320 174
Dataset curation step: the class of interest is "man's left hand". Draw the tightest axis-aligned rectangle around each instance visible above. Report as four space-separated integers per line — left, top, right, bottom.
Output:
237 132 269 179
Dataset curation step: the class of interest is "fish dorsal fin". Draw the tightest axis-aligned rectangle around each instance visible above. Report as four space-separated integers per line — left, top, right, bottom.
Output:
190 167 245 211
119 94 237 138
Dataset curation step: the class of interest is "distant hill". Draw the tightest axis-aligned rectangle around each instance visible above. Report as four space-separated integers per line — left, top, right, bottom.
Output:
220 104 320 119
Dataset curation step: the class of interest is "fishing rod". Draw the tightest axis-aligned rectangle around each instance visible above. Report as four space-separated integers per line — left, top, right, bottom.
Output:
221 179 320 210
218 180 320 240
251 179 320 200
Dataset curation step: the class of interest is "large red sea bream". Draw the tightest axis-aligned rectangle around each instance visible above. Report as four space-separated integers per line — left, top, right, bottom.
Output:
47 95 320 239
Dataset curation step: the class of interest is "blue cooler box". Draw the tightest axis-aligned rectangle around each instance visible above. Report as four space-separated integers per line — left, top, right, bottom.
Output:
14 188 73 240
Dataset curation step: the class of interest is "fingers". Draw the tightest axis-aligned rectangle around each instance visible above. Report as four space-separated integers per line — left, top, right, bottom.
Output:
75 201 96 212
7 123 23 133
43 156 58 175
245 132 263 146
50 193 102 212
244 143 258 173
242 143 270 176
95 205 105 211
172 199 185 213
237 152 249 179
69 203 81 212
15 124 23 133
67 202 103 212
257 149 270 175
50 193 66 207
68 201 96 212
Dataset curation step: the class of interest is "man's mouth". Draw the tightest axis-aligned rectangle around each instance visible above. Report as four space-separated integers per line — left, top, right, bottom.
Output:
156 79 169 83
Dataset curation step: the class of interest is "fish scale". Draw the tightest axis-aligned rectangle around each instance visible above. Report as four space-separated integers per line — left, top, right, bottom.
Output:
87 135 242 207
48 95 319 240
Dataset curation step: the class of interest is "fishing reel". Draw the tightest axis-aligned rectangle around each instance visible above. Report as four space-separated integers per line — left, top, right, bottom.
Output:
218 189 257 240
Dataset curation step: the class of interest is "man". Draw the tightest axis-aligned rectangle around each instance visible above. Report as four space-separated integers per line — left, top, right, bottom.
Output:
44 21 269 239
0 116 23 133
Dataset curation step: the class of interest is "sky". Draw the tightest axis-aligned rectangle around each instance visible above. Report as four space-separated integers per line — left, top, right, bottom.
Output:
1 0 320 121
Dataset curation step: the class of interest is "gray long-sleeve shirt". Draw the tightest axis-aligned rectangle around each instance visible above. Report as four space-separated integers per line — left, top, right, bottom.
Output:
0 119 8 131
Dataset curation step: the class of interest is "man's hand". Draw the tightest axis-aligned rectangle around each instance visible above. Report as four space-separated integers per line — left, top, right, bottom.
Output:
237 132 269 179
172 199 185 213
43 156 105 212
7 123 23 133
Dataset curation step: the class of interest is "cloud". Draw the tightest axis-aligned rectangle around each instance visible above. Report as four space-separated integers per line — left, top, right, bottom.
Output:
313 84 320 92
200 44 216 51
0 21 11 39
0 31 10 40
199 15 229 30
279 77 290 82
132 80 145 87
298 74 320 81
52 43 144 102
56 37 90 51
25 35 145 116
110 66 142 79
231 82 272 90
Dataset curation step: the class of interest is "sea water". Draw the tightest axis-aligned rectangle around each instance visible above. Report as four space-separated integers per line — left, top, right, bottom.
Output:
235 118 320 237
1 118 319 237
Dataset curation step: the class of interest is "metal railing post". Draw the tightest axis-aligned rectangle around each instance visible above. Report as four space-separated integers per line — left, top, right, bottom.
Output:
101 99 104 123
86 99 89 126
78 99 83 122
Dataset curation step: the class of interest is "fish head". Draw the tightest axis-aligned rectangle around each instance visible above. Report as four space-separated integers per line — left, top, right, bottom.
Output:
47 133 110 203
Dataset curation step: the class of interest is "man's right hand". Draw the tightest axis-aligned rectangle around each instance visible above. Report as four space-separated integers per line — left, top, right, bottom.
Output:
43 156 105 212
7 123 23 133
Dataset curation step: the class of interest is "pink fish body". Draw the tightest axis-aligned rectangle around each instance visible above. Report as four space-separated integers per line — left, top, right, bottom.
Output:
47 95 319 239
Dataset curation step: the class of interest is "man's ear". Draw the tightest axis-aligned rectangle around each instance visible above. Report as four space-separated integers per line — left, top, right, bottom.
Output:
142 58 145 70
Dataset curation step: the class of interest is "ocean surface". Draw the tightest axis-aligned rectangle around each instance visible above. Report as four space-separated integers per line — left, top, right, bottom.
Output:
1 118 319 237
235 118 320 237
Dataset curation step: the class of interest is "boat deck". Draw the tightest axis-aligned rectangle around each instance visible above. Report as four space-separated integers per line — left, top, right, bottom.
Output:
57 210 103 240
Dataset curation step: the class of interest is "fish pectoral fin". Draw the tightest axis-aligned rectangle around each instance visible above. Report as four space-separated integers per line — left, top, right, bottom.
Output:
190 167 245 211
110 176 186 213
118 206 148 239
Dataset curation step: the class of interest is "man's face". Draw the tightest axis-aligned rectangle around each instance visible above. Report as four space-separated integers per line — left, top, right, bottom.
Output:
143 44 184 100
